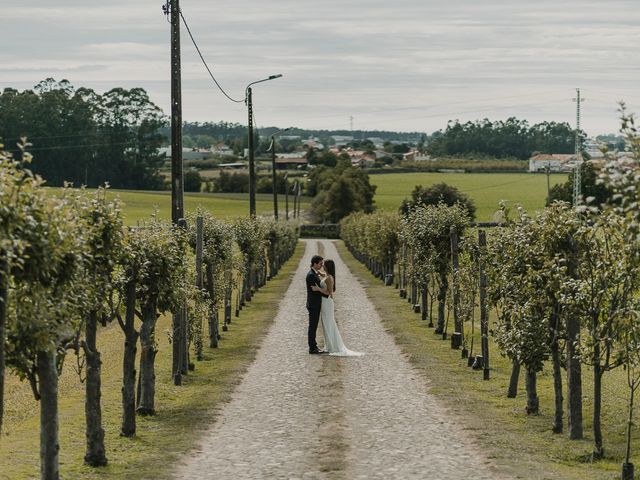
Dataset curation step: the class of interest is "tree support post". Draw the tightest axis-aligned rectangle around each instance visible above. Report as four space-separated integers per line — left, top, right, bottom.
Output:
478 230 490 380
450 226 463 352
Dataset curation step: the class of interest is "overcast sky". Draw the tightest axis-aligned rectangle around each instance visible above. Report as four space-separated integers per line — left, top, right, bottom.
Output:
2 0 639 135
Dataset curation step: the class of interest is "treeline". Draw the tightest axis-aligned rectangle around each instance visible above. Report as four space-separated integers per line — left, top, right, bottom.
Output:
0 143 299 479
340 110 640 477
0 78 167 189
427 117 581 159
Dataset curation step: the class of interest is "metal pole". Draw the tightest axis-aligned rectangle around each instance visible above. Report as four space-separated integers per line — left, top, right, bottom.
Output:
479 230 490 380
271 136 278 220
546 163 551 205
292 181 298 219
572 88 584 207
170 0 184 386
284 173 289 221
247 87 256 217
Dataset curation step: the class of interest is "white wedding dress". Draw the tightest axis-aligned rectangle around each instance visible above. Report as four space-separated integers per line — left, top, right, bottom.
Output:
320 279 363 357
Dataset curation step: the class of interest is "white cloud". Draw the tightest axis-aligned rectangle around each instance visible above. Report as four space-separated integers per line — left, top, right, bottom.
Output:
1 0 639 134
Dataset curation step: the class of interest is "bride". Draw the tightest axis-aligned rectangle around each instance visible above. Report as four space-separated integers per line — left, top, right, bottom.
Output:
311 259 363 357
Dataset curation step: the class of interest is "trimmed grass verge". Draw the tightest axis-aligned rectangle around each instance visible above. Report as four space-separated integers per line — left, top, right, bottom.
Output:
0 243 303 479
337 240 626 480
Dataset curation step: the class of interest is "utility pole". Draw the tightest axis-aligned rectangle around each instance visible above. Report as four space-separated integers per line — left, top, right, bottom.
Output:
245 74 282 218
270 136 278 220
167 0 185 386
350 116 354 134
572 88 585 207
247 87 256 217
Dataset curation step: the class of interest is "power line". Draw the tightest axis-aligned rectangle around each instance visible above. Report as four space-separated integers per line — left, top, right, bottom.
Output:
179 10 244 104
26 141 139 152
1 132 123 143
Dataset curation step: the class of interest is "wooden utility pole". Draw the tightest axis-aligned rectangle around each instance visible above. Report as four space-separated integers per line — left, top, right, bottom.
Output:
247 87 256 217
271 137 278 220
170 0 185 386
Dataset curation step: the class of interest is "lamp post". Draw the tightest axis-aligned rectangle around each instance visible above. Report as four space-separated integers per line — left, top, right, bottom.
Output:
267 127 292 220
245 74 283 217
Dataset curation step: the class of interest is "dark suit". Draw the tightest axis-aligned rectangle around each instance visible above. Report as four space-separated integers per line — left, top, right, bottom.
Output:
306 268 327 351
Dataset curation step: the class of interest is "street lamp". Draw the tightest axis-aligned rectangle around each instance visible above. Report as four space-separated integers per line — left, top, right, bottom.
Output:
246 74 283 217
267 127 292 220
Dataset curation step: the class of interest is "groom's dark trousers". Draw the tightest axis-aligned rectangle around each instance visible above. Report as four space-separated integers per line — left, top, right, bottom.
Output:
306 268 324 352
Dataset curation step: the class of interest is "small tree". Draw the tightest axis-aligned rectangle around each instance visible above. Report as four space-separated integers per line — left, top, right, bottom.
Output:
400 183 476 220
183 169 202 192
74 187 125 466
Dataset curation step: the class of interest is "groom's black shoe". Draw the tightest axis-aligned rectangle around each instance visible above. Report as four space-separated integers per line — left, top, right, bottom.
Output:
309 348 326 354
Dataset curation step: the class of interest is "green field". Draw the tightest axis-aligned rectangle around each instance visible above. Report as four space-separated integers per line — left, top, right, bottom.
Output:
47 188 310 225
370 172 568 222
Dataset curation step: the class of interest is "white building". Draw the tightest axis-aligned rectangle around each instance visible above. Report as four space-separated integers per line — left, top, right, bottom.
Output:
529 154 579 173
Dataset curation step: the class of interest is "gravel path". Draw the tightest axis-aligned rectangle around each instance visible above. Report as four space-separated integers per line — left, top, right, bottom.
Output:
173 239 502 480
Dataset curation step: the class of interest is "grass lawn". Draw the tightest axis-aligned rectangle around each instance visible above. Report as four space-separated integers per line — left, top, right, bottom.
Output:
337 240 633 480
46 188 310 225
0 244 303 479
370 172 567 222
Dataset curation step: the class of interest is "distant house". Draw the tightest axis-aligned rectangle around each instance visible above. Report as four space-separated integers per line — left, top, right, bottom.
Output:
529 154 579 172
158 146 210 161
345 149 376 168
403 150 431 162
332 135 354 148
211 143 234 157
275 156 308 170
302 138 325 150
218 162 246 169
366 137 385 148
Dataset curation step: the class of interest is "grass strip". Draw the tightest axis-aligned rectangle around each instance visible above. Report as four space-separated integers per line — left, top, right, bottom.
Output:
0 243 303 479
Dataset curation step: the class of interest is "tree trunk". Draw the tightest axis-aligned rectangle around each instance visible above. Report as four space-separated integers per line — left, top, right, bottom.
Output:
137 301 157 415
435 273 448 334
83 310 107 466
181 304 189 374
566 240 583 439
625 380 636 466
507 360 520 398
38 349 59 480
566 318 583 439
121 277 138 437
551 337 564 433
525 369 539 415
0 257 8 435
435 273 449 333
593 359 604 459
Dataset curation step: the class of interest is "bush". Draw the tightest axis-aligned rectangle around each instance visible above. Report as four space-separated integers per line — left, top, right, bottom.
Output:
184 169 202 192
214 171 249 193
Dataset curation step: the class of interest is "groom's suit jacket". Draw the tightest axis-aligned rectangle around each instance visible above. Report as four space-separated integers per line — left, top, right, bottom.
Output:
306 268 327 311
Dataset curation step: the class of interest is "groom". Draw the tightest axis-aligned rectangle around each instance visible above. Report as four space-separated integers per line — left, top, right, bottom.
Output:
306 255 328 354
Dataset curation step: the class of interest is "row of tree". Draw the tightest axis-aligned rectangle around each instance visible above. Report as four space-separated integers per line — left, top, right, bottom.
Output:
0 142 299 479
0 79 167 189
427 117 581 159
340 107 640 479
